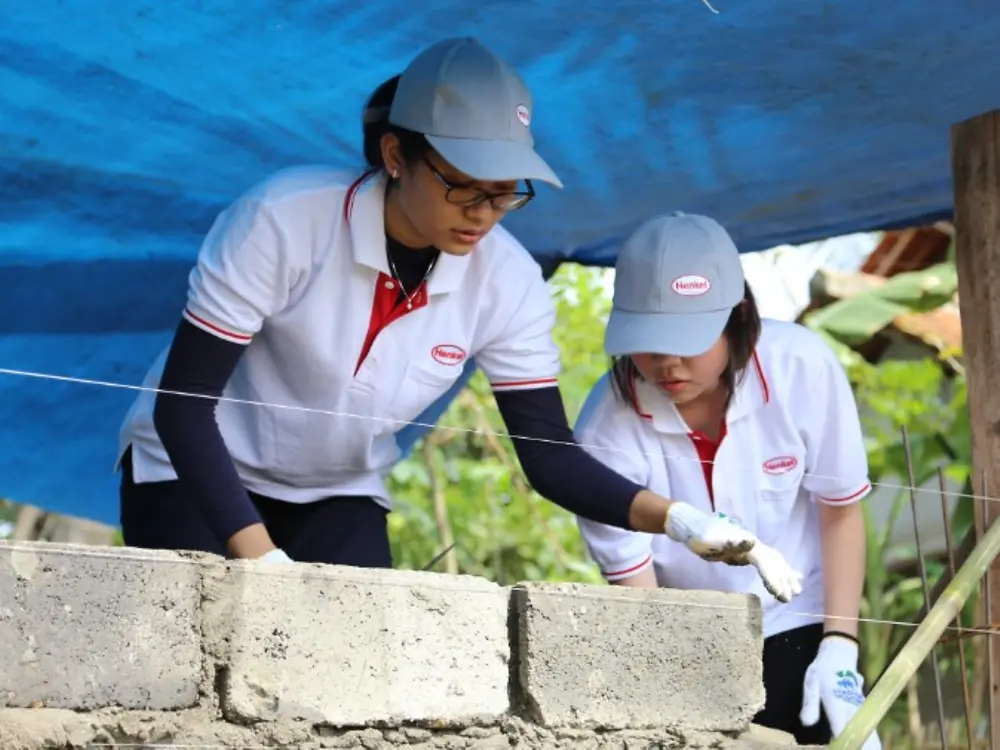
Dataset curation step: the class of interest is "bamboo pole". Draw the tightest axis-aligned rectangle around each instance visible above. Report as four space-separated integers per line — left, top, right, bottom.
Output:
831 503 1000 750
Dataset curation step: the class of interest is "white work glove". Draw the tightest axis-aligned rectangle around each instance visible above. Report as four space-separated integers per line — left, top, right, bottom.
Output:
665 504 803 603
801 634 882 750
746 541 804 604
258 548 294 563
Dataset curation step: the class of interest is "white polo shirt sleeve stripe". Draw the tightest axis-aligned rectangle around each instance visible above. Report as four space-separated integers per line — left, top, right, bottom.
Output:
477 250 562 393
601 552 655 581
185 189 305 345
798 334 872 507
182 308 253 344
818 482 873 505
490 376 560 392
573 376 656 581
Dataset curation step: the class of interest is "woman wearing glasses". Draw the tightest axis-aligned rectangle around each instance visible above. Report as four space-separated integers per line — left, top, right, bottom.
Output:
115 37 799 588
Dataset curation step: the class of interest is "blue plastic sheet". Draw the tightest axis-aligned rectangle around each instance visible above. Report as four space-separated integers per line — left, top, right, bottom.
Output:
2 1 998 525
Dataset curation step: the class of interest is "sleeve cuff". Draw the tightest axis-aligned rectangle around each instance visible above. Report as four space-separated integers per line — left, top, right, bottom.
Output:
183 307 253 345
817 481 872 506
601 552 654 582
490 376 559 392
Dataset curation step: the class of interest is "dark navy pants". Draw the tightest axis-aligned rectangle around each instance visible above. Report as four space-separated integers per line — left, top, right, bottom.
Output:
118 448 393 567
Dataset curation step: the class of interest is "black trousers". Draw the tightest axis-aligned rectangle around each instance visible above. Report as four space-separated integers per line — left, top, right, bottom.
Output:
118 449 393 568
755 623 833 745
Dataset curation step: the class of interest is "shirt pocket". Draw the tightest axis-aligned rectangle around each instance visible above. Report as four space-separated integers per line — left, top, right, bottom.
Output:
381 360 465 434
754 453 806 539
266 378 387 481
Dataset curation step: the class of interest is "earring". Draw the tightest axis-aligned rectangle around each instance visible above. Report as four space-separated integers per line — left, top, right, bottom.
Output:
392 168 399 179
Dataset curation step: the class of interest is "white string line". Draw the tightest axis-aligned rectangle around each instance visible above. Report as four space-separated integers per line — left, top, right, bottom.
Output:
0 541 990 637
0 366 983 507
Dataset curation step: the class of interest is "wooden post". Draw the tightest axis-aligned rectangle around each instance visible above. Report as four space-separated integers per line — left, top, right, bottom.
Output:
951 109 1000 748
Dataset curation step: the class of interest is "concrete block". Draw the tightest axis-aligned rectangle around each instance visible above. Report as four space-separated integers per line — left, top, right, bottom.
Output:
740 723 797 746
513 582 765 731
0 542 202 710
204 561 510 725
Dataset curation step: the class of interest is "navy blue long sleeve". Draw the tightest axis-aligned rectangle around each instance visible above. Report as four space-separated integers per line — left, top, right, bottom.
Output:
151 320 642 540
494 386 641 530
152 319 262 544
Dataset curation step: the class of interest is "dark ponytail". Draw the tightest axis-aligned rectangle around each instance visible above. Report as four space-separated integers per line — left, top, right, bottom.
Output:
362 75 431 172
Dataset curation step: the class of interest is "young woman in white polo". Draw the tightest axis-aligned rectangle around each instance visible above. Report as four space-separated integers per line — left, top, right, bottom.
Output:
574 213 880 748
115 38 796 590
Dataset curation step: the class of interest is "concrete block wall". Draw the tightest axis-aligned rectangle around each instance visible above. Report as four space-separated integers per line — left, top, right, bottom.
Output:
0 542 794 750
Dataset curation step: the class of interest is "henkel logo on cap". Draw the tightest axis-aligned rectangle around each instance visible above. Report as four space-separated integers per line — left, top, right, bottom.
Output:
515 104 531 127
763 456 798 475
670 275 712 296
431 344 467 366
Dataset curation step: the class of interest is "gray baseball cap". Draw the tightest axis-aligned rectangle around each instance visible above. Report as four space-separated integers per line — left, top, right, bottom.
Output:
605 213 746 357
389 37 562 188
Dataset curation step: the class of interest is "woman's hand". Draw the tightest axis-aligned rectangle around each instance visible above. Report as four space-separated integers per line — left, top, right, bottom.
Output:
746 541 804 603
665 500 804 602
627 491 803 602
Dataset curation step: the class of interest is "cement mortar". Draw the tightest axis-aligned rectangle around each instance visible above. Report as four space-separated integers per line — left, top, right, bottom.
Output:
0 709 812 750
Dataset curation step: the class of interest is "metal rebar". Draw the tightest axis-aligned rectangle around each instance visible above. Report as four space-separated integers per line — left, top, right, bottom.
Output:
940 467 974 750
901 426 948 749
421 542 457 571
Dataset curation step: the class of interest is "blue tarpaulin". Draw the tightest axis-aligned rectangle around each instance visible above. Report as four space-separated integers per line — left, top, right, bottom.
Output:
2 1 998 526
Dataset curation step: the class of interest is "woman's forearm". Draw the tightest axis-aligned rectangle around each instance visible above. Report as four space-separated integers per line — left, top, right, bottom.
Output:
819 501 867 637
628 490 675 534
610 565 659 588
494 386 675 531
153 319 275 554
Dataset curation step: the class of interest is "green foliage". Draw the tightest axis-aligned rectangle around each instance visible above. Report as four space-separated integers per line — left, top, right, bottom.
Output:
851 356 964 668
386 264 614 585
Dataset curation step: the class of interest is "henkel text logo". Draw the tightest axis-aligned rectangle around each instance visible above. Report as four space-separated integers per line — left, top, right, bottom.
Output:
670 275 711 296
763 456 798 475
515 104 531 127
431 344 467 366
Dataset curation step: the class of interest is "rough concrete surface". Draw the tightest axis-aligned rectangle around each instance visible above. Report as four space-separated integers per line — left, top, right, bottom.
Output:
0 542 789 748
0 542 201 711
202 560 511 726
0 709 812 750
513 582 766 732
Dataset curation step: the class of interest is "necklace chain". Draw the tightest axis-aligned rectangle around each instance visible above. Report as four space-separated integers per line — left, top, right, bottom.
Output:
387 253 438 310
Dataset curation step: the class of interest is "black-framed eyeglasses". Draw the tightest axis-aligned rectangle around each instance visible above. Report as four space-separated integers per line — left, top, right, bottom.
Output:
423 157 535 212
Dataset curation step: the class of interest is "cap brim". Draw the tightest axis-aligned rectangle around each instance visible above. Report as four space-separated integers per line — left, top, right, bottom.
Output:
604 308 731 358
426 134 563 188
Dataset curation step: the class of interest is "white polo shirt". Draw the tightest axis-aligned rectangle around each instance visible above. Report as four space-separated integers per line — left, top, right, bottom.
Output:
574 319 871 638
118 166 561 506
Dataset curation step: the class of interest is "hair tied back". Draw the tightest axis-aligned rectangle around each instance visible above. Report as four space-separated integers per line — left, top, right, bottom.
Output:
363 104 390 126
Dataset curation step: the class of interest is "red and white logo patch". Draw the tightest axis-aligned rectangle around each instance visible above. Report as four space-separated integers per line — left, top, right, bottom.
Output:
670 275 711 296
763 456 798 475
515 104 531 127
431 344 467 366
